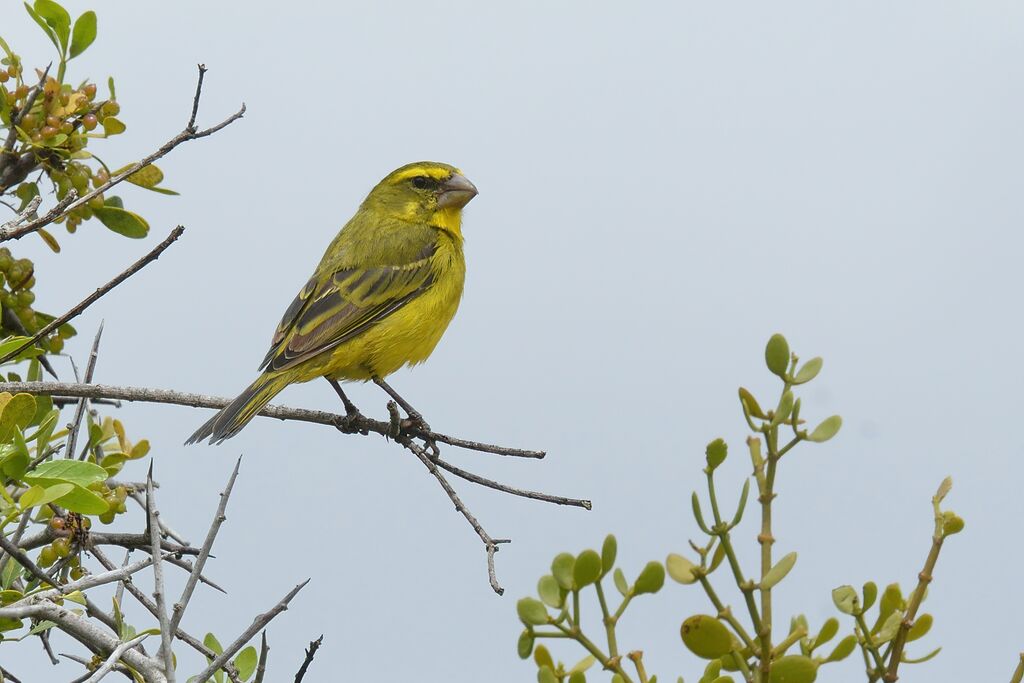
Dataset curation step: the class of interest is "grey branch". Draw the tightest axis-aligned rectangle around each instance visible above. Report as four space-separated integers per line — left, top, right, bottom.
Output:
0 226 184 366
0 602 166 683
189 580 309 683
168 456 241 636
147 470 176 683
81 633 151 683
1 381 548 460
66 322 104 462
293 635 323 683
0 65 244 242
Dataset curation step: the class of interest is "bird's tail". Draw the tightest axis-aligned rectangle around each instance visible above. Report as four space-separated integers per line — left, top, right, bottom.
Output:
185 373 290 445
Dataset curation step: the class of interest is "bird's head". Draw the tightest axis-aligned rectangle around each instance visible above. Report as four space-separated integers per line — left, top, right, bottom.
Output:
363 162 478 235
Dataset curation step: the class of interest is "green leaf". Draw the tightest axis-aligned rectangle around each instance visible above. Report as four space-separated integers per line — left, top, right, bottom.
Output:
573 549 601 588
102 116 126 136
568 673 586 683
768 655 817 683
25 459 108 487
738 387 766 419
569 655 596 674
53 483 108 514
119 164 163 188
24 3 59 50
537 666 558 683
601 534 616 576
793 357 823 385
516 629 534 659
0 393 37 442
666 553 698 584
691 492 711 534
709 542 726 573
1 557 21 589
93 206 149 238
807 416 842 443
771 391 794 427
516 598 549 626
19 483 73 509
811 617 838 651
233 646 258 681
33 0 71 53
825 635 857 663
551 553 575 590
613 567 628 597
537 575 563 609
533 644 554 670
680 615 734 659
705 438 727 470
68 10 96 58
831 586 857 615
907 613 932 642
941 511 965 536
875 610 903 644
862 582 878 612
634 561 665 595
1 429 30 479
902 646 941 664
760 552 796 589
765 333 790 378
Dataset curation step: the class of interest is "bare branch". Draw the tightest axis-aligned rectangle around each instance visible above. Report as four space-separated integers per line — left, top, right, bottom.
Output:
66 322 104 461
147 469 176 683
0 226 184 366
189 580 309 683
168 456 241 635
0 65 244 242
4 381 546 459
0 602 166 682
435 458 591 509
293 635 323 683
81 632 151 683
253 632 269 683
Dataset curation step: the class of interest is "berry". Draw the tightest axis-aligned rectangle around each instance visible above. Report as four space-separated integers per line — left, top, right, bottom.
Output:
39 546 57 567
52 538 70 558
49 517 65 530
98 510 115 525
17 290 34 306
70 567 84 580
83 83 96 99
82 113 97 131
40 125 57 139
45 115 60 128
6 65 17 78
100 101 120 117
0 71 7 84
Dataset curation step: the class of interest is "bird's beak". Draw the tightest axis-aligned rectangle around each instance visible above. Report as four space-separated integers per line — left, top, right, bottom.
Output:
437 173 478 209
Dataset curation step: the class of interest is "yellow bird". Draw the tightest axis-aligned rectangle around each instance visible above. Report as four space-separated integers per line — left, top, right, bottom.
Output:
187 161 477 444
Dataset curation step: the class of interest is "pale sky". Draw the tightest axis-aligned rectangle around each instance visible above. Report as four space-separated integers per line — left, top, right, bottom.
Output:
6 1 1024 681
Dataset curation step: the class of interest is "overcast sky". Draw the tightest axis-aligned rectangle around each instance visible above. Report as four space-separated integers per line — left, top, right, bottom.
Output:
6 1 1024 681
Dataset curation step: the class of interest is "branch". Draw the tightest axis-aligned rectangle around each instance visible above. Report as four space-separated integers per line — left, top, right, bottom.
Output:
0 65 244 242
1 381 547 460
189 580 309 683
81 633 151 683
293 635 323 683
66 322 104 462
168 456 241 635
0 226 184 366
147 469 176 683
0 602 166 682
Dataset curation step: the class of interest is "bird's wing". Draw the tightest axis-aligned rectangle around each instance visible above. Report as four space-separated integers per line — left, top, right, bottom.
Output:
258 244 437 373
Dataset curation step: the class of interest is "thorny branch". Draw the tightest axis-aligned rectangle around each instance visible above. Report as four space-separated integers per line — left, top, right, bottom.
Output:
0 64 245 242
0 225 185 366
2 380 590 593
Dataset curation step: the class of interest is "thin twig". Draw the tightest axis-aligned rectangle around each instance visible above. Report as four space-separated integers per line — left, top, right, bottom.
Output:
189 580 309 683
3 381 546 459
435 458 591 509
146 468 176 683
399 433 509 594
81 633 151 683
0 227 184 366
89 546 242 683
253 632 269 683
293 635 323 683
168 456 241 636
67 322 104 461
0 65 245 242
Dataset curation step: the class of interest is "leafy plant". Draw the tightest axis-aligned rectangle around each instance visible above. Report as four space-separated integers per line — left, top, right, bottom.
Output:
516 334 964 683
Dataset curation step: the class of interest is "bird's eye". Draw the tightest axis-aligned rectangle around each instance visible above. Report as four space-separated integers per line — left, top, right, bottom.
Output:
411 176 430 189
